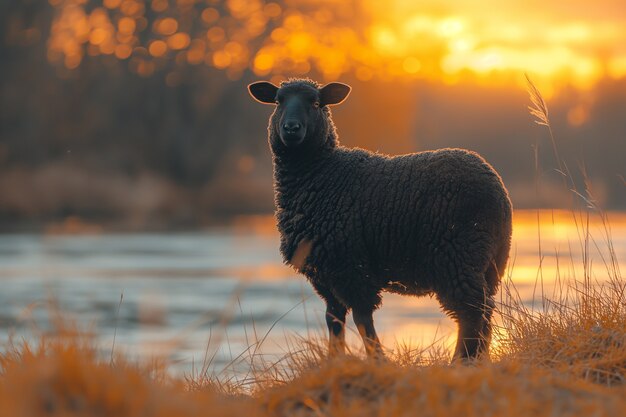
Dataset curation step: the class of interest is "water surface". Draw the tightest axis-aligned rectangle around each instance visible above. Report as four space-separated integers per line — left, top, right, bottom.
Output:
0 211 624 375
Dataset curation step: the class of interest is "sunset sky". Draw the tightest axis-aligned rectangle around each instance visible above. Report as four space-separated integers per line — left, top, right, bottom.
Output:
46 0 626 94
362 0 626 87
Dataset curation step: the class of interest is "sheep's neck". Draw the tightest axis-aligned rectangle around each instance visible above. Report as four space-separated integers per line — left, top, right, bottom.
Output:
272 136 338 205
273 147 331 191
272 130 336 169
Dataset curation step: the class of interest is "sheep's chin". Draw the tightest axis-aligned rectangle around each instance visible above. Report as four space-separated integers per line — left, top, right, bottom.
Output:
280 133 306 148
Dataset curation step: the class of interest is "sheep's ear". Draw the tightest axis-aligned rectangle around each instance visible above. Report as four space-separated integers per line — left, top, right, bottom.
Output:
320 82 351 106
248 81 279 104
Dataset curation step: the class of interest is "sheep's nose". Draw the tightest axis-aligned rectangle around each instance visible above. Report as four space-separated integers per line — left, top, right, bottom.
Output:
282 121 301 133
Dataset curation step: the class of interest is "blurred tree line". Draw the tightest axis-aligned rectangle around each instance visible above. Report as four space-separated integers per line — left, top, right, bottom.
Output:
1 0 273 184
0 0 280 230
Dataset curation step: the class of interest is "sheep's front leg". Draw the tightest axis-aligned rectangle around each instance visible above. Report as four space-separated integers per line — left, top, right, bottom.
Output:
353 307 384 358
325 298 347 356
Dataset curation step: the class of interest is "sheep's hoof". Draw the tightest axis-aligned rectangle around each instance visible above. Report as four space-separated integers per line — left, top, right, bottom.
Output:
451 351 489 366
451 356 477 366
327 351 347 360
365 347 387 363
373 353 388 364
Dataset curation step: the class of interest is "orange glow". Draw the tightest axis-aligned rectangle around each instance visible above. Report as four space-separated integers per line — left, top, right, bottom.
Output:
567 104 590 126
64 53 81 69
264 3 281 18
253 51 274 75
155 18 178 36
103 0 121 9
115 32 134 43
237 155 256 173
508 210 626 284
114 43 132 59
120 0 143 17
186 40 205 65
88 8 109 27
212 50 232 69
89 28 109 45
167 33 190 50
608 55 626 79
47 0 626 89
206 26 225 43
99 40 115 54
151 0 168 13
148 40 167 57
117 17 135 34
201 8 219 24
402 57 421 74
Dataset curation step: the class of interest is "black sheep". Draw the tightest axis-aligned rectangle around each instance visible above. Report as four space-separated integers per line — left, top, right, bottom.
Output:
248 78 512 361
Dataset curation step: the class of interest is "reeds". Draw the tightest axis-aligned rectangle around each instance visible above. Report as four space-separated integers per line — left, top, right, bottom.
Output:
492 75 626 387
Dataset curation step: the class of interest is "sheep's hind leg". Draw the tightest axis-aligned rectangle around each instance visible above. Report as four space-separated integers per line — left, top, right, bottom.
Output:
451 296 494 362
353 307 384 358
325 297 348 356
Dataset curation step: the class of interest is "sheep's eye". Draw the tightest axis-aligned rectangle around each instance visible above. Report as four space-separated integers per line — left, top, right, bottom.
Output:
313 101 320 108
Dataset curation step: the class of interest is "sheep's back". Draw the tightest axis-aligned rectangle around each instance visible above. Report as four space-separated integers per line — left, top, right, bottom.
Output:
322 149 511 284
276 147 511 298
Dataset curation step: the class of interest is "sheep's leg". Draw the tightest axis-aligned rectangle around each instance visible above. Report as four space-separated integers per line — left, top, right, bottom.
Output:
325 298 347 356
353 308 384 358
452 297 494 362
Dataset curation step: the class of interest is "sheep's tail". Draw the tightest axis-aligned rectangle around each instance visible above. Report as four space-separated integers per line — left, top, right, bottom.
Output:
486 195 513 296
486 238 511 296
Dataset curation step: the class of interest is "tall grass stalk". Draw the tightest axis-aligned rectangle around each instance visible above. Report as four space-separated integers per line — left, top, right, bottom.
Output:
492 76 625 385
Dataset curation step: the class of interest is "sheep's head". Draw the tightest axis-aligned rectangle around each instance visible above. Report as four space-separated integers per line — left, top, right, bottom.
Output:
248 79 350 151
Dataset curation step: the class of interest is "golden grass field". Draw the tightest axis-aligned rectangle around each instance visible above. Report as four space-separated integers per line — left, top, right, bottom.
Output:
1 279 625 417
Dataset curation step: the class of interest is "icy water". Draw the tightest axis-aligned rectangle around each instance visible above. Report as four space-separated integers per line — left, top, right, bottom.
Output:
0 211 624 376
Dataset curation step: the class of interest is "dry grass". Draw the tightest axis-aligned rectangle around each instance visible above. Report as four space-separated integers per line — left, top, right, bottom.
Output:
1 79 624 415
495 213 626 386
2 300 626 417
